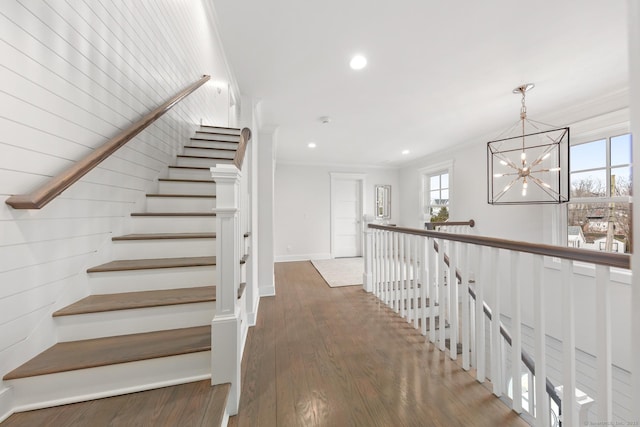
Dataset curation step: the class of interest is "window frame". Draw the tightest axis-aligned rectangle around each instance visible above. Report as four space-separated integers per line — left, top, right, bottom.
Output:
418 160 454 224
565 131 632 253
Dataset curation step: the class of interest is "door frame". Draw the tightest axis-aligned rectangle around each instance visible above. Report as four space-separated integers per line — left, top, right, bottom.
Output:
329 172 366 259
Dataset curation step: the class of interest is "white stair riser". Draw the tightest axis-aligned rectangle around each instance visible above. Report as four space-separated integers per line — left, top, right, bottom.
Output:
194 132 239 141
184 147 236 159
112 238 216 259
168 167 212 180
146 197 216 213
176 157 234 168
131 216 216 233
89 266 216 294
158 180 216 196
189 140 239 150
7 352 210 413
55 302 215 341
198 127 240 136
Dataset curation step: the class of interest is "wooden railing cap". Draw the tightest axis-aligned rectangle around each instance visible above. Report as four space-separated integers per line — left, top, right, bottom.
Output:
369 223 630 269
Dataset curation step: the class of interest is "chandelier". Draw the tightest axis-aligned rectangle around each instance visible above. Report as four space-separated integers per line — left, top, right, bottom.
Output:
487 84 570 205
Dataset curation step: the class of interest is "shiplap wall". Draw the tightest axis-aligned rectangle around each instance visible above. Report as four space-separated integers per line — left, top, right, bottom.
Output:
0 0 235 406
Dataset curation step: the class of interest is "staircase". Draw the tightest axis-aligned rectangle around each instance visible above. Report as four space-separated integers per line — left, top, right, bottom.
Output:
2 126 246 424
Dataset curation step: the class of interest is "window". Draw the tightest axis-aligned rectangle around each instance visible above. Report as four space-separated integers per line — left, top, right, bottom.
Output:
567 133 632 253
424 171 449 222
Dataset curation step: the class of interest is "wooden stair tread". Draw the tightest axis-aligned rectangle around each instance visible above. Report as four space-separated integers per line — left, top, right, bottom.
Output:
205 383 231 427
158 178 215 183
190 137 239 143
145 193 216 198
3 326 211 380
168 165 210 170
199 125 241 131
184 145 237 152
113 233 216 241
87 256 216 273
53 286 216 316
54 284 246 316
131 212 216 217
177 155 233 160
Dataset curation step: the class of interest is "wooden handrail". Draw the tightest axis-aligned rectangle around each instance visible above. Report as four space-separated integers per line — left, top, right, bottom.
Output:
6 75 211 209
425 219 475 230
233 128 252 170
370 224 630 269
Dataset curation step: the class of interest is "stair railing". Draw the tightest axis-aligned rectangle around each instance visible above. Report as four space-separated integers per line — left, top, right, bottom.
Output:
209 127 252 416
5 75 211 210
364 221 629 427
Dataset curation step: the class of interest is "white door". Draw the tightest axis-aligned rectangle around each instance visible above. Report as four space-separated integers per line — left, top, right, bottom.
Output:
332 177 362 258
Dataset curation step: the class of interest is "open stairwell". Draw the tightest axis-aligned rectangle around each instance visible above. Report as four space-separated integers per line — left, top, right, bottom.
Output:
2 126 247 424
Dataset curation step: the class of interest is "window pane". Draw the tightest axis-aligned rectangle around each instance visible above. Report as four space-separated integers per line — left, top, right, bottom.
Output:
440 173 449 189
567 202 631 253
611 166 632 196
570 169 606 197
570 140 606 171
611 134 632 166
430 175 440 190
440 189 449 204
430 190 441 205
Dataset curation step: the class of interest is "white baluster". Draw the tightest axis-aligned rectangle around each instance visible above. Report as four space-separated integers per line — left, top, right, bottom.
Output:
510 251 522 413
438 239 446 351
399 233 406 317
363 217 373 293
561 259 577 426
449 241 459 360
384 230 390 304
490 247 502 396
413 235 420 330
420 236 428 336
595 264 612 422
532 254 549 426
428 237 437 343
475 245 486 382
461 243 470 370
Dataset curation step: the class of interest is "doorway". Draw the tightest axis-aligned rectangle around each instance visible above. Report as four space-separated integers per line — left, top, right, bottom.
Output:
330 173 366 258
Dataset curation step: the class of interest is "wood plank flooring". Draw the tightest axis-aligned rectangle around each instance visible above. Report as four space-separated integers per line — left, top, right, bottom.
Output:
2 381 230 427
2 261 526 426
230 261 527 427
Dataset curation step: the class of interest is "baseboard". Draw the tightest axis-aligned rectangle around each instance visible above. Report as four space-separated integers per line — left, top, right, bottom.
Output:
247 296 260 327
259 286 276 297
0 387 13 424
275 253 331 262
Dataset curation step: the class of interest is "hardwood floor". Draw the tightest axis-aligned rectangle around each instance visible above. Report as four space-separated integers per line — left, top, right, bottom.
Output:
2 261 526 426
230 261 527 427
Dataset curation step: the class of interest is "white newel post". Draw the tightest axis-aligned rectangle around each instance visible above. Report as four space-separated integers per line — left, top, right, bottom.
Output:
555 385 595 427
210 164 242 415
363 215 374 292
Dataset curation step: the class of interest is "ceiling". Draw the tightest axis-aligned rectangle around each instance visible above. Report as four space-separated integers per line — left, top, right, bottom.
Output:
212 0 629 167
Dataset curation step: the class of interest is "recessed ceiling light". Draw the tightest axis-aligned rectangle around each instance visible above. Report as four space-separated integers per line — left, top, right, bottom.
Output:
402 149 410 155
308 142 317 148
349 55 367 70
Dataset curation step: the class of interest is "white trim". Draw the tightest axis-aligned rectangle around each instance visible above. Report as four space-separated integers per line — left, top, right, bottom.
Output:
259 285 276 297
0 387 13 424
329 173 367 259
275 253 332 262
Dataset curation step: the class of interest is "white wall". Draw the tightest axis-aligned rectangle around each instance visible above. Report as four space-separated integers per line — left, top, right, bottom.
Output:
274 164 400 261
0 0 235 413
